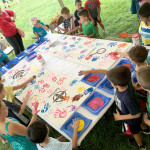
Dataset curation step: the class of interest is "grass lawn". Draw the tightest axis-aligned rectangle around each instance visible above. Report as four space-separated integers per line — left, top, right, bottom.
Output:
1 0 150 150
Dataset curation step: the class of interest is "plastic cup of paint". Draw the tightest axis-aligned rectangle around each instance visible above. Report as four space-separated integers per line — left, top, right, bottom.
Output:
132 34 139 46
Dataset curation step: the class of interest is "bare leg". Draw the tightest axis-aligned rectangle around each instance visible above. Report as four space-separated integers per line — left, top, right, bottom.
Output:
98 22 105 31
133 133 143 147
141 119 147 130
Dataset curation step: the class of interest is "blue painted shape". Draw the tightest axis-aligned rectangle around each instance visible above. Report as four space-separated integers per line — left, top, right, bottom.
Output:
81 91 111 115
116 58 135 73
16 51 27 60
41 103 51 113
81 73 104 87
69 79 78 86
0 67 6 76
84 87 94 95
132 71 137 83
60 112 92 138
98 78 114 95
25 43 38 53
4 58 20 70
107 42 117 47
35 38 49 45
26 51 37 62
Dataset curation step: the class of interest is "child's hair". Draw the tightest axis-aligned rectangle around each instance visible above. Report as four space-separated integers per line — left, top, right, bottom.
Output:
138 2 150 18
79 9 89 18
106 65 131 86
0 83 4 93
61 7 70 14
128 45 148 63
137 66 150 90
26 120 48 143
75 0 81 5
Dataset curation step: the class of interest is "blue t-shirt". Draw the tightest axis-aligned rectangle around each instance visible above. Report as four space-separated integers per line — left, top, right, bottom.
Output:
74 7 84 27
33 22 47 38
0 43 7 62
114 83 141 125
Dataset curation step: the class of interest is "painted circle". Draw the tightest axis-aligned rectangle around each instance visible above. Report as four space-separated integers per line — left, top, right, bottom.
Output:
78 120 85 132
87 75 100 82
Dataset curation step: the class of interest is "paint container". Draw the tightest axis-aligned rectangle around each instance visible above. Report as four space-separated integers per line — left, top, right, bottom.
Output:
37 54 45 66
132 34 139 46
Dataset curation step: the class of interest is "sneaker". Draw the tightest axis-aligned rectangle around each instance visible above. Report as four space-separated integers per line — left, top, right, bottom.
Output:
141 128 150 135
128 138 139 149
139 145 146 150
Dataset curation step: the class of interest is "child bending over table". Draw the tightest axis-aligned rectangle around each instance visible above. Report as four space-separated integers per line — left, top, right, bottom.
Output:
27 119 79 150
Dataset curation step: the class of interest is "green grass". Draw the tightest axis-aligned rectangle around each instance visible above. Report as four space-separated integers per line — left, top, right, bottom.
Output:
1 0 150 150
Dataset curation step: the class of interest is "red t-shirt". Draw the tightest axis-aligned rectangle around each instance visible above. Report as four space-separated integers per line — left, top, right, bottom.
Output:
0 10 17 37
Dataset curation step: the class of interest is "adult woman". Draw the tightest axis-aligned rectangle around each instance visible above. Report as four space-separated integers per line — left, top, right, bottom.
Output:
0 7 24 56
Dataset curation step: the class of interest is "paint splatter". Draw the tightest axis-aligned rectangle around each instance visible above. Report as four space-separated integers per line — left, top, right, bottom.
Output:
109 52 119 60
78 55 85 60
87 75 100 82
84 87 94 95
117 43 127 48
92 57 99 61
54 109 67 118
70 79 78 86
107 42 117 47
80 49 87 54
41 103 51 113
88 97 104 110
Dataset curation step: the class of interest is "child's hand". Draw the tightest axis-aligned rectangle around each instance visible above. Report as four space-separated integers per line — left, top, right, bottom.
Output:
75 33 80 36
29 75 36 82
32 101 40 115
71 118 80 131
78 70 90 76
113 109 121 121
84 35 88 37
57 135 66 142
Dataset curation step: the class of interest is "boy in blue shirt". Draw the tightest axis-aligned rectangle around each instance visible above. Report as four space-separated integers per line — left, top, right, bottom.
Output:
27 119 79 150
30 16 49 39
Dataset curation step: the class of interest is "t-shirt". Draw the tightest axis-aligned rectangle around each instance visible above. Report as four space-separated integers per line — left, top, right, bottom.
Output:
74 7 84 27
84 0 101 19
3 86 14 103
139 21 150 46
36 137 72 150
147 93 150 119
33 22 47 38
82 21 97 38
114 83 141 125
0 10 17 37
63 16 75 32
0 43 7 62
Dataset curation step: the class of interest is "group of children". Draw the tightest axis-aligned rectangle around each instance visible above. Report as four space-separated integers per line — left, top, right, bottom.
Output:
0 1 150 150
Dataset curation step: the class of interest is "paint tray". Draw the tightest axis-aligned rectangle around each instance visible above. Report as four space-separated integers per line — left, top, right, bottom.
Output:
60 112 92 138
4 58 20 70
35 38 49 45
116 58 135 73
81 91 111 115
26 51 37 62
132 72 137 83
81 73 105 87
16 51 27 60
25 44 38 53
98 78 114 95
0 67 6 76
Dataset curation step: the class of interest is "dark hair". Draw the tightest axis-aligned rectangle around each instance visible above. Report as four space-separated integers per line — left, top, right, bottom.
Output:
137 66 150 90
138 2 150 18
0 83 4 93
106 65 131 86
75 0 81 5
128 45 148 63
61 7 70 14
79 9 89 18
26 120 48 143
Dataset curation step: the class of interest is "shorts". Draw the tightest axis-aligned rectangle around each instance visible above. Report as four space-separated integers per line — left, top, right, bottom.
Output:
92 17 102 26
122 119 142 135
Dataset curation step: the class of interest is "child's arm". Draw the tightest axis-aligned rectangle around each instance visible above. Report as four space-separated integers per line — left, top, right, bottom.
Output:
71 118 80 149
143 113 150 126
19 93 30 114
114 50 130 59
13 75 36 90
97 6 101 21
65 26 81 35
85 33 94 38
78 69 107 76
58 26 66 32
113 109 141 121
34 32 39 39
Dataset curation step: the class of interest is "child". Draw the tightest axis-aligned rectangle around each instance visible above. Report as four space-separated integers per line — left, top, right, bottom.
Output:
30 16 49 39
27 119 80 150
75 9 97 38
74 0 84 27
58 7 75 34
137 66 150 126
84 0 105 34
79 66 147 149
0 84 39 149
0 75 36 103
1 0 10 9
0 37 10 68
138 3 150 46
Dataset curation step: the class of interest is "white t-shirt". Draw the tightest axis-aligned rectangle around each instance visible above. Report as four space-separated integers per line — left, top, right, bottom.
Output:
36 137 72 150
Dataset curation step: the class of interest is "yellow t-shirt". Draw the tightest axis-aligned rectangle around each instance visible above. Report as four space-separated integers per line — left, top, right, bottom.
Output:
3 86 14 103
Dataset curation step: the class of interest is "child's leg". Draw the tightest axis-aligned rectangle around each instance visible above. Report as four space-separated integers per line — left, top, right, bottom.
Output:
98 22 105 31
133 133 143 146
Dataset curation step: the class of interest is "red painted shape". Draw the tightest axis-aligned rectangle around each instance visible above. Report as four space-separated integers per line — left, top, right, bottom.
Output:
87 75 100 82
109 52 119 60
